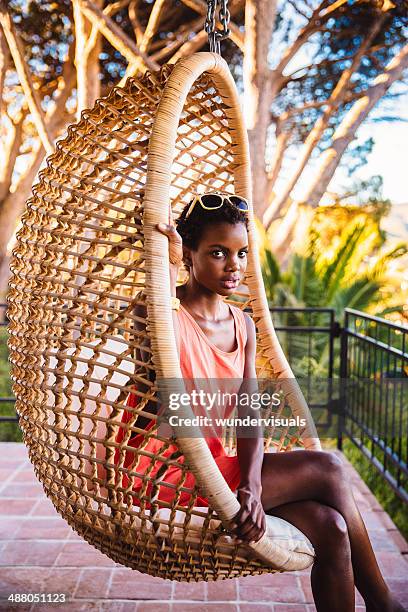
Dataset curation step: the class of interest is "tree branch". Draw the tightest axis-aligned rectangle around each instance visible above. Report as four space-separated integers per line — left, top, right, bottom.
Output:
304 42 408 207
128 0 143 45
0 0 53 153
287 0 311 21
263 14 387 229
121 0 166 80
151 16 203 61
79 0 159 72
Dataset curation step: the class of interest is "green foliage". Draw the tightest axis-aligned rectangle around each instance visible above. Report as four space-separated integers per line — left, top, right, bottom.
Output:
261 202 407 376
0 327 21 442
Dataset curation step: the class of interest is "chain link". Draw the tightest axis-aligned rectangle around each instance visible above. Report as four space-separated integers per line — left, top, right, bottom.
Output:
204 0 230 55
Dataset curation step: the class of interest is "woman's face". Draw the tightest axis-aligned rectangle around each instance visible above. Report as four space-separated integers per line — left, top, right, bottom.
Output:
184 221 248 296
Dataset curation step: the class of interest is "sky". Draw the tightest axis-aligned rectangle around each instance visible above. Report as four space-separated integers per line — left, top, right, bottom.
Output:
329 94 408 205
273 11 408 209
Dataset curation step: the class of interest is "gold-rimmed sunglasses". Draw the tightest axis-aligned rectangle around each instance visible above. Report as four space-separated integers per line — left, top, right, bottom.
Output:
184 192 249 219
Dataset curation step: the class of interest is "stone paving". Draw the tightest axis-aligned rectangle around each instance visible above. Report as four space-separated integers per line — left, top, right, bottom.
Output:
0 443 407 611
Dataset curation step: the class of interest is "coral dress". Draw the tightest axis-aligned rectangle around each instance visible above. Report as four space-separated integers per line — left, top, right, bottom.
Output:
115 303 247 507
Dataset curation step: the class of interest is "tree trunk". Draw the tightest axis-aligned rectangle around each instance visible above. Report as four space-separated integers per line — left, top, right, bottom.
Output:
0 27 9 115
0 111 26 202
305 42 408 207
243 0 277 218
73 0 102 118
0 59 75 298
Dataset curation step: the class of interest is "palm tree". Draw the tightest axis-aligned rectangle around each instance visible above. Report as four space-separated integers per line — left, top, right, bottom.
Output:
257 206 407 376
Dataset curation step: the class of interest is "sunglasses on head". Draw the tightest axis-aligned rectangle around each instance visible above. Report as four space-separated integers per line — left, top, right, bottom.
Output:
184 192 249 219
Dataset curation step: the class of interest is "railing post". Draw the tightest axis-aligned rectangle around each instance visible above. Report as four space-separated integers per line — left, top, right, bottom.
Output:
338 311 348 451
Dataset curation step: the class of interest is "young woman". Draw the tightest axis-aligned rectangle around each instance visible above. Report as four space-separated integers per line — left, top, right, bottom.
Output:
119 192 404 612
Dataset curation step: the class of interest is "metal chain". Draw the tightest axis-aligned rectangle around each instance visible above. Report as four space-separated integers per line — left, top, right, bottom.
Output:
205 0 230 55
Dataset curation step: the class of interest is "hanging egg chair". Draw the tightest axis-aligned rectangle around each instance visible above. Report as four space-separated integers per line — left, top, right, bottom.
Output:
7 51 320 582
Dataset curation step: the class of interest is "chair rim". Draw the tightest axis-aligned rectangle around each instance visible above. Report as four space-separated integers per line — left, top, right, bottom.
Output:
143 51 320 568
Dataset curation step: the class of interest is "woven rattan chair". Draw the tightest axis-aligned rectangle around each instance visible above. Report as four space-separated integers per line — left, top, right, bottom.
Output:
7 52 321 581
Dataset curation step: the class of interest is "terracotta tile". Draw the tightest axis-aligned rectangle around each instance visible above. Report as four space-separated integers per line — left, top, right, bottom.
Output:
174 580 205 600
56 541 115 568
356 589 366 606
365 529 400 552
207 578 237 600
0 518 22 539
238 573 294 588
363 492 385 512
0 499 36 516
0 461 24 470
30 498 60 517
169 607 236 612
386 578 408 608
41 568 82 599
0 443 28 458
388 529 408 554
0 468 12 484
376 552 408 579
11 470 37 483
239 582 303 604
238 605 273 612
73 568 113 599
0 604 31 612
100 604 138 612
359 510 386 530
33 603 100 612
273 606 308 612
299 574 314 604
0 567 46 594
108 568 172 600
1 540 64 566
374 510 398 531
67 529 84 541
137 605 172 611
15 517 71 540
354 477 373 497
1 483 43 498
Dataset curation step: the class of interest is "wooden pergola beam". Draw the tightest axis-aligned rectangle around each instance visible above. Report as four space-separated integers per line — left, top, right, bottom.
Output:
79 0 159 72
0 1 53 154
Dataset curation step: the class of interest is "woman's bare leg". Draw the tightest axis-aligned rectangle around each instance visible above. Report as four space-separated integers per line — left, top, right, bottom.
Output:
267 500 355 612
258 450 404 612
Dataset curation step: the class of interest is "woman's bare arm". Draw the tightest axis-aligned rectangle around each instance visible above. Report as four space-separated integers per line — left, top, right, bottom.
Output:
231 313 266 543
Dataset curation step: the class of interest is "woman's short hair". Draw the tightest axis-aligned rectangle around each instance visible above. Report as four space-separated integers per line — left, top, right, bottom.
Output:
176 197 248 250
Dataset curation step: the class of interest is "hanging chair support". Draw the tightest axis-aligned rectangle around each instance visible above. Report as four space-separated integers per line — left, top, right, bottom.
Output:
204 0 231 55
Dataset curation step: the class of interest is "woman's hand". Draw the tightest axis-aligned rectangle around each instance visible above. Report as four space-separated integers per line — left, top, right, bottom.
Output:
231 484 266 544
156 207 183 269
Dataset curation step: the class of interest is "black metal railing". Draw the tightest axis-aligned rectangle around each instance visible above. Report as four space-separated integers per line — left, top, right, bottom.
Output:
269 307 339 435
339 309 407 503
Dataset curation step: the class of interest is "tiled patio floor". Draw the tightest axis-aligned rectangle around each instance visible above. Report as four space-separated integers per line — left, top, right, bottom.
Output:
0 443 407 611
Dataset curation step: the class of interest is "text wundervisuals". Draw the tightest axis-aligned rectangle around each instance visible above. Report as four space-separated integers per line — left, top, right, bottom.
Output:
167 415 307 428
